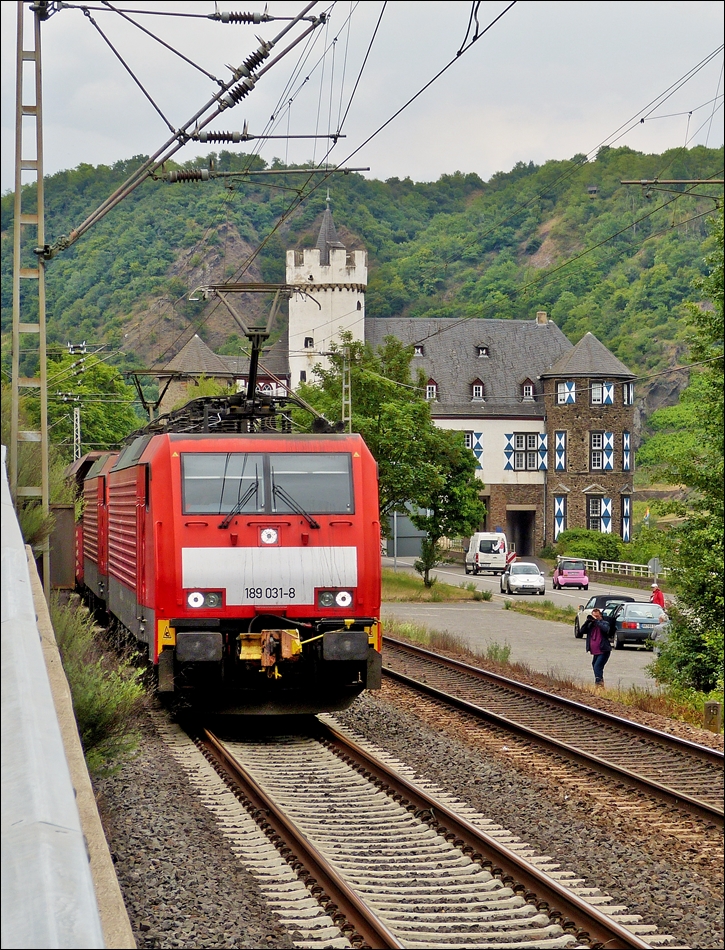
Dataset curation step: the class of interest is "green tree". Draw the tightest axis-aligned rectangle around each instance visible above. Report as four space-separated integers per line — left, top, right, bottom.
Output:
297 333 485 564
25 353 141 454
646 210 723 694
410 426 486 587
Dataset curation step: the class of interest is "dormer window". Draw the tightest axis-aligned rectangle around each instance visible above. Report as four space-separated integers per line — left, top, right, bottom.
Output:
477 345 489 358
522 381 534 400
414 344 424 356
472 382 484 401
426 381 438 400
304 337 314 349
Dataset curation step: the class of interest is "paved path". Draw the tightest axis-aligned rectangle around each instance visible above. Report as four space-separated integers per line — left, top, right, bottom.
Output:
381 597 658 692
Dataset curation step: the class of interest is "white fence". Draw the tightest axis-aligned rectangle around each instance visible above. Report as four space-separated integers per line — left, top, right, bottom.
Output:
599 560 670 578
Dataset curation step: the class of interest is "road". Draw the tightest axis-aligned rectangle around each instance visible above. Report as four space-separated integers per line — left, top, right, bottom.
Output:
381 556 659 691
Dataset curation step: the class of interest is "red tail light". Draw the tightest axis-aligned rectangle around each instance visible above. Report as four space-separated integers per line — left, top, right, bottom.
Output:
622 621 638 629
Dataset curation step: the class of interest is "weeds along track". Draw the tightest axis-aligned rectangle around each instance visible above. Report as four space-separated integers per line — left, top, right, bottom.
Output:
168 715 686 950
382 637 724 827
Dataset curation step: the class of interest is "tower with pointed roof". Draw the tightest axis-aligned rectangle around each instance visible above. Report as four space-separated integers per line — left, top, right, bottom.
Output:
541 331 636 544
286 199 367 388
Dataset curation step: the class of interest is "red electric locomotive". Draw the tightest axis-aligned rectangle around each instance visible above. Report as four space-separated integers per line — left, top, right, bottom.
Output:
77 427 382 714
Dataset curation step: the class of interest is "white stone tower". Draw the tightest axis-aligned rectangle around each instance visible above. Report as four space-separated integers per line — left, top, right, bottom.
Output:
286 201 367 388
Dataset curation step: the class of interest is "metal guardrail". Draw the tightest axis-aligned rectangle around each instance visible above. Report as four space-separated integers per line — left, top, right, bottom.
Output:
1 445 105 949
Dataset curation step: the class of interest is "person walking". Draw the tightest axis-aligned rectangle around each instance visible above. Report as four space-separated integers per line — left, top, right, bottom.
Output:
650 583 666 609
582 607 612 687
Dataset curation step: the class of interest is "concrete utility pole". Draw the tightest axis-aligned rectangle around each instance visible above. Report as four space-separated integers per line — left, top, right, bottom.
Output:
11 0 50 595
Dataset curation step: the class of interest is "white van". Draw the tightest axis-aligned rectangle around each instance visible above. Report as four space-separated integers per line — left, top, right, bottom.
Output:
465 532 509 575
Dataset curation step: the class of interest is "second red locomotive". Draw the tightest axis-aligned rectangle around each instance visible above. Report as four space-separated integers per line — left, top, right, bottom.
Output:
78 430 382 714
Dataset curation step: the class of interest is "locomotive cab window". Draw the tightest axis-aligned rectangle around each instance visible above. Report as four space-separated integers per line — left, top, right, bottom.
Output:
270 454 353 514
181 452 353 515
182 453 265 514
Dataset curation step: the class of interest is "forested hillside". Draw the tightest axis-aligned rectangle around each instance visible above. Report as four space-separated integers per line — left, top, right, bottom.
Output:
1 144 722 415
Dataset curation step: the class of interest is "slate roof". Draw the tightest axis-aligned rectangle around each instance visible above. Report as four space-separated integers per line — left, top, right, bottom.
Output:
364 317 573 418
316 203 346 265
161 334 233 376
222 336 290 379
540 331 635 379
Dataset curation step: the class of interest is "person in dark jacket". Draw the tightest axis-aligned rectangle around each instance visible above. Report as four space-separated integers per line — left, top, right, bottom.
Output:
582 607 612 686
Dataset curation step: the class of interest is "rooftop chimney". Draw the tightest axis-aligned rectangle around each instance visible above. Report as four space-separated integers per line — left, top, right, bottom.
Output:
536 311 548 325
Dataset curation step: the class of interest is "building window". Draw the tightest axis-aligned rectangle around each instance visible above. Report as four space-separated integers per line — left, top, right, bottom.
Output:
472 382 484 400
588 496 602 531
426 382 437 400
623 381 634 405
591 382 603 405
464 432 473 450
414 344 424 356
522 382 534 400
304 336 314 348
590 431 604 470
477 345 489 358
513 433 539 470
557 381 575 404
299 370 307 383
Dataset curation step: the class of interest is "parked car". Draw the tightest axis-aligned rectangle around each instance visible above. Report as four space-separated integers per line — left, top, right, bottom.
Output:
609 602 669 650
574 594 635 638
553 558 589 590
500 562 546 595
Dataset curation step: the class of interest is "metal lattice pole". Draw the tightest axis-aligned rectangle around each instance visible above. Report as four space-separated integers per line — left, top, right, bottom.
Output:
73 406 81 461
10 0 50 595
341 347 352 433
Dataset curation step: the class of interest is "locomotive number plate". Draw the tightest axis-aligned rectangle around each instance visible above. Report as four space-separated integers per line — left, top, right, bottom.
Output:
245 587 297 600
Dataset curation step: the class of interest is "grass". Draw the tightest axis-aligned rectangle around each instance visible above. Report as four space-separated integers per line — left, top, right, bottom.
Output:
383 616 721 732
504 598 577 624
382 567 482 602
50 593 148 775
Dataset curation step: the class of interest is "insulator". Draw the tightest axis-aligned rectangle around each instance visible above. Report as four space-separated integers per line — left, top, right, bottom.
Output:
219 11 264 24
221 77 255 109
241 43 271 73
167 169 210 183
194 131 243 143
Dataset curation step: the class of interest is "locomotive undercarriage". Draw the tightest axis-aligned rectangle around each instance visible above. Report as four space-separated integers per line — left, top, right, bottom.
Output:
160 615 382 715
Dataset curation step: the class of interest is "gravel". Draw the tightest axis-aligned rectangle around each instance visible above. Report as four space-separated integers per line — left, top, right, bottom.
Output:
94 712 296 950
336 685 724 950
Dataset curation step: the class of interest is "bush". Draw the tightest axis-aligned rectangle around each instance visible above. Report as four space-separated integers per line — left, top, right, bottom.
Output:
556 528 622 562
50 594 147 775
473 588 492 601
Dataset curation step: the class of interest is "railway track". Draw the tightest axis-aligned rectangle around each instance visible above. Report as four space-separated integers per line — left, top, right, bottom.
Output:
192 717 679 950
382 637 724 826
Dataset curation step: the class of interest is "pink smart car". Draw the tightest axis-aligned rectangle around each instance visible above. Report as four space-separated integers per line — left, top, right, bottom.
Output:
553 558 589 590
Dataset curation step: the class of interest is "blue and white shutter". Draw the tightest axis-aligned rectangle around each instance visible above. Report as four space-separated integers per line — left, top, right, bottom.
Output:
603 432 614 470
622 431 631 471
554 496 567 540
472 432 483 469
555 431 566 471
538 433 548 470
601 497 612 533
621 496 631 542
504 434 514 471
563 381 576 403
602 382 614 405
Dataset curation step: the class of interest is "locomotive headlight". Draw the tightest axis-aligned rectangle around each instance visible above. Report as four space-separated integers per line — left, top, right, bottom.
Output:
335 590 353 608
260 528 278 545
204 592 222 608
319 591 335 608
187 591 205 608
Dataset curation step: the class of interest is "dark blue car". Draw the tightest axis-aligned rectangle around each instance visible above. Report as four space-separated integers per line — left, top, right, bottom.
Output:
610 602 669 650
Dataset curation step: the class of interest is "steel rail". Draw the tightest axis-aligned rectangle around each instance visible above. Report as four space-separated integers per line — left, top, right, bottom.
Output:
386 637 723 763
200 728 403 950
317 718 653 950
383 637 724 825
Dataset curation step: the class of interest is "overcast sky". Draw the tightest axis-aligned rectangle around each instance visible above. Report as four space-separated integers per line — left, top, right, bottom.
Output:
1 1 723 197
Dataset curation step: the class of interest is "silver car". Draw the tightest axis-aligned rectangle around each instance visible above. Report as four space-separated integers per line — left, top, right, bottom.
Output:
500 562 546 595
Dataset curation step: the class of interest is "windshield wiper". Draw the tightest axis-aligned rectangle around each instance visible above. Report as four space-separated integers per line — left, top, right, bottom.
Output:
219 478 259 529
272 483 320 529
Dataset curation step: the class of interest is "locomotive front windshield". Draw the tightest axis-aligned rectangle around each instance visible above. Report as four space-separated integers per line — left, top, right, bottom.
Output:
182 452 353 515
